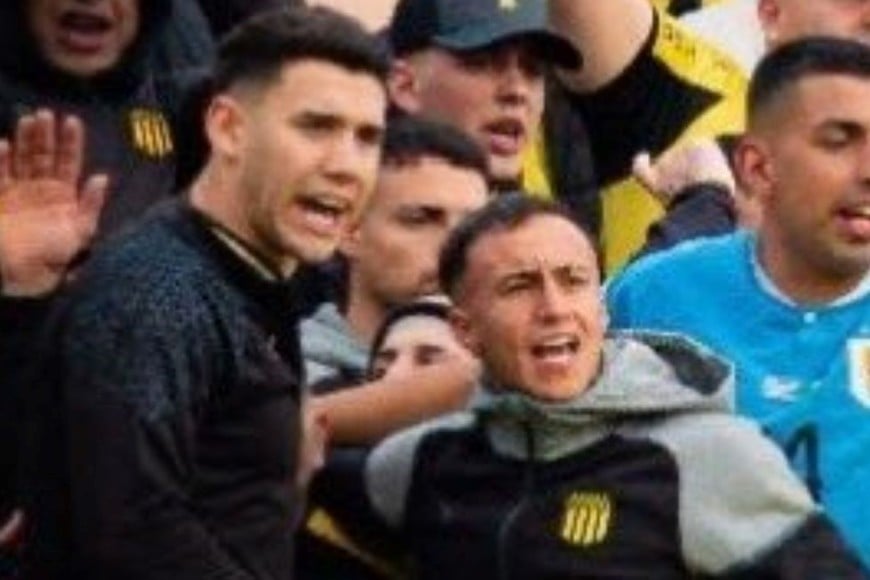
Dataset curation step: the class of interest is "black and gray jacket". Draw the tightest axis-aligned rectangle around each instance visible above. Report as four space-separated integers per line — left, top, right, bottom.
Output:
324 332 867 579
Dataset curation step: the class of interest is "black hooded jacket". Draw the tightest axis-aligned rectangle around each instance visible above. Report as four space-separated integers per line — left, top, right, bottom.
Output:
0 0 182 240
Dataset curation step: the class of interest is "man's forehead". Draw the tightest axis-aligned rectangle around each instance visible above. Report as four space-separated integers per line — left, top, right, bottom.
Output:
788 73 870 119
468 219 595 275
269 60 386 118
752 72 870 132
375 158 486 200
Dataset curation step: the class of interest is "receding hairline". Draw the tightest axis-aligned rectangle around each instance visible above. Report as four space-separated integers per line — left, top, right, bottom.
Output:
747 37 870 131
452 211 596 301
749 71 870 133
379 152 486 180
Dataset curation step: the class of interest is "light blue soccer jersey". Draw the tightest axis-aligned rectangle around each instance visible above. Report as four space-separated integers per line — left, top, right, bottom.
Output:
607 230 870 564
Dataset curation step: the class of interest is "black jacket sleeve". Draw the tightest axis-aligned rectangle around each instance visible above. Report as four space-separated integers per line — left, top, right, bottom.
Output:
0 295 54 516
39 296 259 579
0 295 54 575
310 448 398 546
638 182 736 259
717 517 870 579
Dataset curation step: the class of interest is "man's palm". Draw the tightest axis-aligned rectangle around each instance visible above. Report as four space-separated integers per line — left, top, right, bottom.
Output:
0 111 107 296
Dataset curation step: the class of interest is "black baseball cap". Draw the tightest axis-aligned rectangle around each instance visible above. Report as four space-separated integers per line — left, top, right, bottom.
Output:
388 0 581 69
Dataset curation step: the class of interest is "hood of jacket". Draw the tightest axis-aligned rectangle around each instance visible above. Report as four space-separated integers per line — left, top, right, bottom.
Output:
300 303 369 385
0 0 172 99
472 330 735 461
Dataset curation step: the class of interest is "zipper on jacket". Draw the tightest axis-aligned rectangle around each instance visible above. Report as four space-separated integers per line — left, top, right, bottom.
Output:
496 419 538 580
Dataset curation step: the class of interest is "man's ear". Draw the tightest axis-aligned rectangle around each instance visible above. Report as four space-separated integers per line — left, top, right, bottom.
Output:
734 135 775 205
449 306 482 357
204 94 246 161
388 59 423 113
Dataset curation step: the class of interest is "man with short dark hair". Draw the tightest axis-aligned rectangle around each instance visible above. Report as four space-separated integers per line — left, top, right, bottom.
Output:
608 37 870 566
315 193 868 578
22 7 388 578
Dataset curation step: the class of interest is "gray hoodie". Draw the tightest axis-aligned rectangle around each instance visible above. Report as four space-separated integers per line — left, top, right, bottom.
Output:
361 332 867 577
300 303 368 390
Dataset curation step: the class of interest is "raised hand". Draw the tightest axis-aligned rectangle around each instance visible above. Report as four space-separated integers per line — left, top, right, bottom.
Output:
0 110 109 296
633 139 735 206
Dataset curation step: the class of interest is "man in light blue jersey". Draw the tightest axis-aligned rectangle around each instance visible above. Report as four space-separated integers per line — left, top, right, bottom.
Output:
608 37 870 565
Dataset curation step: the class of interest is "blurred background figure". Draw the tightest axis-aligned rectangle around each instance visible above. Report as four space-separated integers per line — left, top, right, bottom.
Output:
367 298 477 382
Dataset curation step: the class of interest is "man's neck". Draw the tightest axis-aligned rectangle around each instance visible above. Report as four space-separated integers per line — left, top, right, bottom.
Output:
343 281 387 346
190 168 297 279
756 234 867 306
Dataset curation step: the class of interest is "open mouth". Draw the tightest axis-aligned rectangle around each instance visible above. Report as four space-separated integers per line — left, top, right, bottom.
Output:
56 11 114 52
484 119 526 156
836 205 870 241
531 336 580 362
60 11 112 34
296 194 351 234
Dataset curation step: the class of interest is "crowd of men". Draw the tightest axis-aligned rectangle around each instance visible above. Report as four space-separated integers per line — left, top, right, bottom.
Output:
2 0 870 578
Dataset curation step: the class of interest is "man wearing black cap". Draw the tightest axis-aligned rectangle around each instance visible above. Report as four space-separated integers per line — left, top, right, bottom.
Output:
387 0 585 195
386 0 746 275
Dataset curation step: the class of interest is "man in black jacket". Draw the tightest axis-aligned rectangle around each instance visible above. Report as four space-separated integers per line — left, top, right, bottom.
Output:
316 194 869 579
21 7 388 579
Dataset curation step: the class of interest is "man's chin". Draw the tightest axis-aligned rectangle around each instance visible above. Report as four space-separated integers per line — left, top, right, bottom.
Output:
47 51 120 79
486 163 523 192
291 241 341 266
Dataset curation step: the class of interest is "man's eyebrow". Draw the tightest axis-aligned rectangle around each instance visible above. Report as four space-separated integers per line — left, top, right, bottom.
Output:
497 268 542 284
357 121 386 141
292 109 343 125
555 262 594 274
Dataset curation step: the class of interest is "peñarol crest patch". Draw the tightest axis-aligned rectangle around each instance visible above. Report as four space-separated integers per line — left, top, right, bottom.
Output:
126 108 174 159
848 339 870 408
559 492 613 548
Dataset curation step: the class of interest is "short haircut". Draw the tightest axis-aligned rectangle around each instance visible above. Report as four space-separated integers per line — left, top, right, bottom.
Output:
438 193 600 298
367 299 451 376
213 6 389 94
382 114 490 178
748 36 870 127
